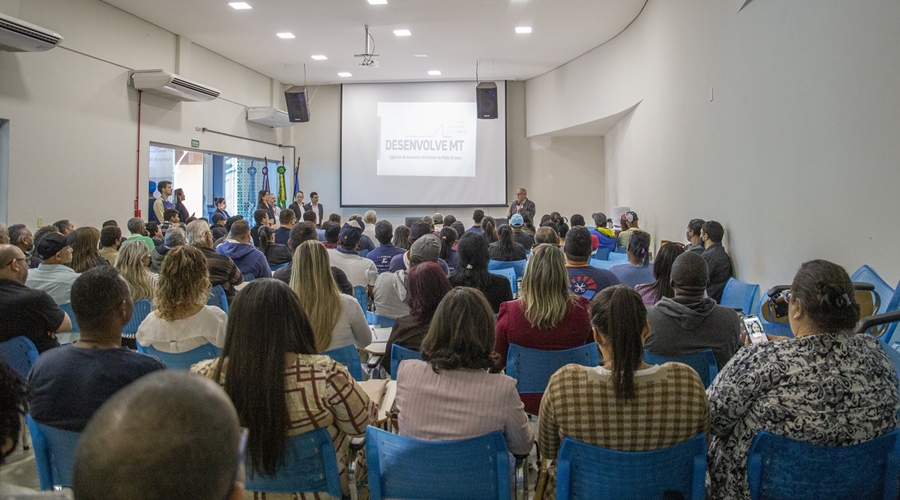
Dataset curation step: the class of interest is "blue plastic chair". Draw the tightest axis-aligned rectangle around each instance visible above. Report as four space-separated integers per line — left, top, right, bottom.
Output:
135 342 221 370
26 414 81 490
353 286 368 312
609 252 628 261
589 258 616 270
243 273 256 282
556 434 707 500
58 302 79 333
322 344 364 381
720 278 760 315
207 285 229 314
488 259 527 279
593 247 611 261
506 344 600 412
358 249 370 258
390 344 423 380
851 265 895 315
365 311 396 328
121 299 152 338
270 262 289 272
367 426 511 500
747 429 900 500
489 267 517 295
0 336 39 378
643 349 718 388
245 427 343 497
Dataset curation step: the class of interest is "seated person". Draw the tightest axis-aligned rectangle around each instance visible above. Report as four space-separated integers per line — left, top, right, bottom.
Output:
448 232 513 313
185 220 243 304
273 221 353 295
644 251 741 369
258 226 292 266
538 285 709 498
489 225 527 261
616 211 650 250
28 266 165 432
389 220 450 274
366 220 406 274
322 221 341 249
210 213 228 241
149 226 185 273
707 260 900 499
634 242 686 306
373 235 441 319
249 209 269 247
609 231 654 288
395 287 533 456
216 220 272 279
700 220 733 303
438 227 459 273
589 212 617 254
73 371 246 500
274 209 295 246
328 221 378 294
25 232 80 304
509 214 534 252
563 226 620 298
136 246 227 353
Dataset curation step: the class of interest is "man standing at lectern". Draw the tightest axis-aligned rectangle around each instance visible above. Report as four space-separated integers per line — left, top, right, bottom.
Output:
507 187 535 222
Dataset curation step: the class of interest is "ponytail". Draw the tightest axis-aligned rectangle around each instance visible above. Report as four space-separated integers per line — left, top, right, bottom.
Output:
628 231 651 267
258 226 273 255
590 285 647 399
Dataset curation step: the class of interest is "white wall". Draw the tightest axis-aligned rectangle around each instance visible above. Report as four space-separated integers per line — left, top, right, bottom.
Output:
527 0 900 288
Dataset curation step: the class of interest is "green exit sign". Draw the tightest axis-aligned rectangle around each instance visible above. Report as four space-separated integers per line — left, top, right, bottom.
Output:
191 139 200 148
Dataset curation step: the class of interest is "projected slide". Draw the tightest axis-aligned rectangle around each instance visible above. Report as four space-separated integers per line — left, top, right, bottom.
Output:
378 102 477 177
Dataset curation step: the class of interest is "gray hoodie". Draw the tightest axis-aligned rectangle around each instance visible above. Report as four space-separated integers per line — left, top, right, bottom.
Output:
644 296 742 369
373 269 411 319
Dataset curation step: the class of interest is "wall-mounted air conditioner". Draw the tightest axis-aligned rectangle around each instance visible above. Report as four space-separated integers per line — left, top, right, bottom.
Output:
0 12 62 52
129 69 220 102
246 107 294 128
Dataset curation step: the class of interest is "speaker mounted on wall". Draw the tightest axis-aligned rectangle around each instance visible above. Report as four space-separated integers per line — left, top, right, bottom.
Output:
476 82 498 120
284 85 310 123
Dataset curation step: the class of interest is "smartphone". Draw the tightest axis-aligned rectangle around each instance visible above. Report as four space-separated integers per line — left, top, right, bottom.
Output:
742 315 767 344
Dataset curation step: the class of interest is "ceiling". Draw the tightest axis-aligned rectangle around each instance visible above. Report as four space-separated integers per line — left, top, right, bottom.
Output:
102 0 647 86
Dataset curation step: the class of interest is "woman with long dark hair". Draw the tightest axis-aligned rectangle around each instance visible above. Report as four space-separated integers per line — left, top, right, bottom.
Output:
481 216 499 244
634 242 685 306
489 225 526 262
69 227 108 273
173 188 191 223
193 279 374 499
214 197 230 219
438 227 458 273
609 231 654 287
392 225 411 250
448 232 512 313
257 225 292 266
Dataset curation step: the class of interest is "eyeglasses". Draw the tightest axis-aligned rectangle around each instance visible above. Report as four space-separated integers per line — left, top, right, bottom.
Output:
1 257 26 268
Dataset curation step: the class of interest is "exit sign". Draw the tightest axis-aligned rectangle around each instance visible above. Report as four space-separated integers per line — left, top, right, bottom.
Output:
191 139 200 148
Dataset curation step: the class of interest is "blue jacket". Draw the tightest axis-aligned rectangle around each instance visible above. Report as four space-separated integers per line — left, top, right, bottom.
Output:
216 241 272 279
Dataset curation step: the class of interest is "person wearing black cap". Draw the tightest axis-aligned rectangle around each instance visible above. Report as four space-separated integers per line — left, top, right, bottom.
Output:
388 220 451 274
617 211 650 250
210 213 228 241
25 232 80 304
328 220 378 295
590 212 617 254
644 251 741 369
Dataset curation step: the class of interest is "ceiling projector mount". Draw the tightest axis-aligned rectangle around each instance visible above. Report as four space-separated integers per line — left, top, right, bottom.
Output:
354 25 379 68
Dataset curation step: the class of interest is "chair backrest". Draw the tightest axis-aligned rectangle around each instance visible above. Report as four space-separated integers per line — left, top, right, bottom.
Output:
556 434 707 500
851 265 895 315
488 267 517 295
593 247 611 261
358 249 370 258
609 251 628 262
720 278 760 315
589 258 616 271
121 299 153 337
207 285 229 314
270 262 289 272
58 302 79 332
366 426 511 500
322 344 363 381
365 311 396 328
643 349 718 388
747 429 900 500
0 336 39 378
353 286 368 312
26 414 81 490
245 427 343 497
488 259 527 279
506 344 600 396
882 286 900 344
243 273 256 282
135 342 221 370
390 344 423 380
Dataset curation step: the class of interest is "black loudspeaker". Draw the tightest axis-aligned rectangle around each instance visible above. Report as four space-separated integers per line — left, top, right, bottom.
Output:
284 86 310 123
476 82 498 119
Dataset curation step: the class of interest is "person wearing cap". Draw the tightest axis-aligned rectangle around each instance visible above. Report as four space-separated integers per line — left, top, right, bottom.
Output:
0 243 71 352
432 213 444 235
210 213 228 241
147 180 159 224
367 220 406 274
506 187 536 222
389 220 451 274
590 212 617 254
25 232 80 305
328 220 378 296
509 214 535 251
644 251 741 370
616 211 650 250
216 220 272 279
373 234 442 319
349 214 377 253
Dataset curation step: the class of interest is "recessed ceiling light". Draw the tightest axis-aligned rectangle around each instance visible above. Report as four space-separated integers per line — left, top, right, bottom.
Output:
515 26 532 34
413 53 428 58
277 32 295 39
229 2 252 9
428 70 441 76
338 72 352 77
368 0 388 4
393 29 412 37
311 55 327 60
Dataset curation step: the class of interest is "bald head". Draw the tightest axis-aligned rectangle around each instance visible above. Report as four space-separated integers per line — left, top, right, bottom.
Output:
0 244 28 284
670 251 709 297
74 371 243 500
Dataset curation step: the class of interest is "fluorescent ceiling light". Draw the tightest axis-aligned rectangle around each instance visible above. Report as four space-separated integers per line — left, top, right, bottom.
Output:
428 70 441 76
515 26 532 34
229 2 252 9
393 29 412 37
368 0 388 4
338 72 352 77
413 53 428 58
277 32 295 39
311 55 327 60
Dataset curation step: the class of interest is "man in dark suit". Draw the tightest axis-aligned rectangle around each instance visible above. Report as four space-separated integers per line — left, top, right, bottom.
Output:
288 190 305 220
302 191 324 228
506 187 535 222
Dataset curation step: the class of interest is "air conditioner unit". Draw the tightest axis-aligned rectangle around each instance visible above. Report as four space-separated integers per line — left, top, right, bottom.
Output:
0 12 63 52
129 69 220 102
246 107 294 128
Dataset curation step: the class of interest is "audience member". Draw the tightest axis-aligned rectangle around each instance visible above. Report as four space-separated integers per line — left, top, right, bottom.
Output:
173 188 191 223
549 212 569 241
590 212 617 254
69 226 108 273
449 232 513 313
700 220 733 303
707 260 899 499
149 226 185 273
288 190 304 220
538 285 709 499
114 240 158 303
136 245 227 353
482 216 499 244
258 225 292 266
273 222 353 295
609 231 654 287
644 251 741 369
450 221 466 242
507 187 536 222
322 220 341 249
396 287 533 456
0 222 7 244
216 220 271 279
373 235 441 319
302 191 324 227
521 213 537 237
685 218 705 254
389 220 450 273
29 225 59 268
564 226 620 298
192 279 373 498
26 232 80 304
635 242 686 306
274 209 295 246
301 210 325 241
443 214 457 228
73 370 246 500
186 220 243 302
381 261 452 375
28 266 165 432
421 215 434 233
53 219 74 235
509 214 534 251
466 209 485 234
290 241 372 352
367 220 406 274
0 244 69 352
0 359 28 471
151 180 173 223
348 214 377 253
102 220 118 228
210 213 228 241
99 225 122 265
329 221 378 295
8 224 34 261
617 211 649 249
362 210 379 246
489 224 527 261
438 226 459 273
160 208 180 234
146 221 163 248
431 213 444 234
534 226 559 247
393 224 411 250
250 209 269 247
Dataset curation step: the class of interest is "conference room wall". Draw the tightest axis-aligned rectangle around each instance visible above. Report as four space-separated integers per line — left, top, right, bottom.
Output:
0 0 290 228
526 0 900 288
